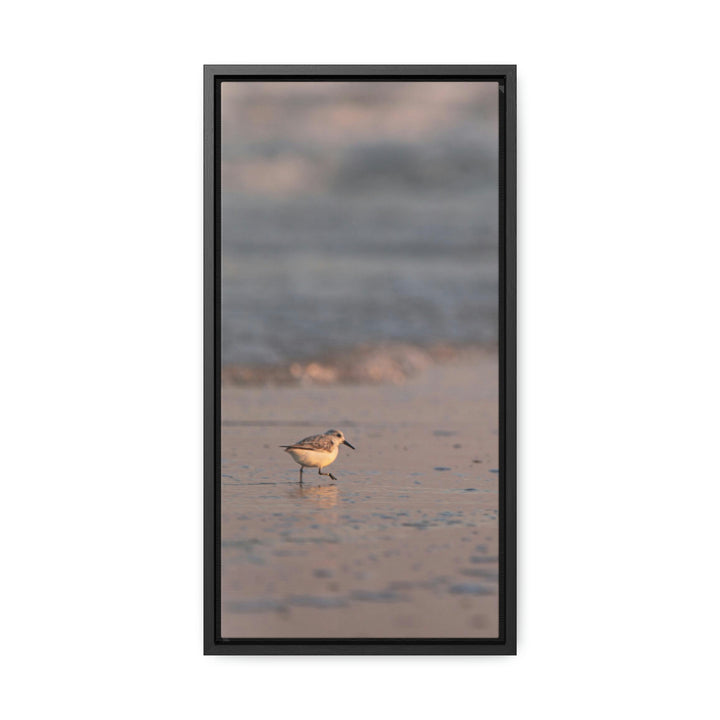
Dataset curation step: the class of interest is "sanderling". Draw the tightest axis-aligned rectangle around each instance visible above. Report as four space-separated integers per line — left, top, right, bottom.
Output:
280 429 355 483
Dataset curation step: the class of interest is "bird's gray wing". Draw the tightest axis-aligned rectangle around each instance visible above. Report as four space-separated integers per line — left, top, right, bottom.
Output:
281 434 334 452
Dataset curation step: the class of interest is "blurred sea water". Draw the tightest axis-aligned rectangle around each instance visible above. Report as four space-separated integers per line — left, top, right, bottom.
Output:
220 82 499 368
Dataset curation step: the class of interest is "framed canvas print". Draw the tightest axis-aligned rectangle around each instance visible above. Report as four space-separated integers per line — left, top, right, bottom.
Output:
204 65 516 654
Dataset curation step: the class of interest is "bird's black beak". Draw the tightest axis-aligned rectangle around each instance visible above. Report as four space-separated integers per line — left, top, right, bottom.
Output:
343 440 355 450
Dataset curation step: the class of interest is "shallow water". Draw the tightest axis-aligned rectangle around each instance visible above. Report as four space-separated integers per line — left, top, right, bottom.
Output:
221 473 499 638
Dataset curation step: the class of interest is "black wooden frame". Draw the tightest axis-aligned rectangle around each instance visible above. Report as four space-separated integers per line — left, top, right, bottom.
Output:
204 65 517 655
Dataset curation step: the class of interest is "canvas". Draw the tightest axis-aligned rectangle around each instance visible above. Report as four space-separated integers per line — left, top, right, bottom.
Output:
204 65 516 654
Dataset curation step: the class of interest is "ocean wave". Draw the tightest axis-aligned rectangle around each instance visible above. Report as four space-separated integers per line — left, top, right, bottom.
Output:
221 342 494 387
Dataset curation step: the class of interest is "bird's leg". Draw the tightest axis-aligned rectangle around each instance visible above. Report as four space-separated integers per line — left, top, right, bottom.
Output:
299 467 303 484
318 467 337 481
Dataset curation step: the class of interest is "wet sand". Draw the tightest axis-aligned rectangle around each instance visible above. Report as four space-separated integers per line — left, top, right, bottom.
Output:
220 349 499 638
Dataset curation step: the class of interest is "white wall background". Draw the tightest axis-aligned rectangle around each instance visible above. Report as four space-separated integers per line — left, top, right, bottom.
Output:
2 2 719 718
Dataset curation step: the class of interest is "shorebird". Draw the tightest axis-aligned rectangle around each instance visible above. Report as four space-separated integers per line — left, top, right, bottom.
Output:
281 429 355 483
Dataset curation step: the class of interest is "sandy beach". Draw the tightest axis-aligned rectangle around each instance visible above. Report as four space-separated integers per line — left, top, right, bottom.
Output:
220 349 499 638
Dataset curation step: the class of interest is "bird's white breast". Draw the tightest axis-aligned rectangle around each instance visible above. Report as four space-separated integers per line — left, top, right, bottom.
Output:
285 445 338 468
